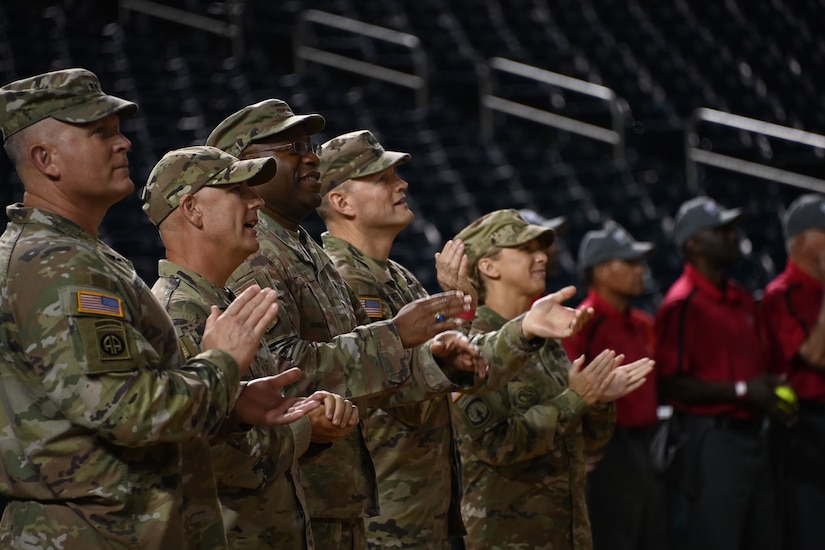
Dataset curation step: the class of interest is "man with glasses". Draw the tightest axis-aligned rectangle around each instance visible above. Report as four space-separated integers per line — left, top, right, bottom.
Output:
206 100 490 549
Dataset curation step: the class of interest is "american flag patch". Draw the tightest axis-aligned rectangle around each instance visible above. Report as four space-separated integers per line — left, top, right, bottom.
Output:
360 297 383 319
77 291 124 317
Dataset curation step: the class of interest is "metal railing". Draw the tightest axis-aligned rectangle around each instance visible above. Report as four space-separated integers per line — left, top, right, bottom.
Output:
119 0 245 57
479 57 627 162
685 108 825 193
293 10 429 111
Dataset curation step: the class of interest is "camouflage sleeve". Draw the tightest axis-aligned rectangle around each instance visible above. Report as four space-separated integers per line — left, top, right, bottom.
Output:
371 319 545 407
332 263 467 410
9 250 241 448
581 401 616 456
232 265 412 400
162 296 304 472
454 383 588 466
455 393 556 466
464 314 543 391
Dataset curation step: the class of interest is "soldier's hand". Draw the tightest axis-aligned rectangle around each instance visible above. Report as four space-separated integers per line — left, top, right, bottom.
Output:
522 286 594 340
202 285 279 374
234 367 324 426
429 330 490 380
393 291 472 347
435 239 479 308
308 392 359 444
568 350 617 406
321 392 360 428
597 356 654 402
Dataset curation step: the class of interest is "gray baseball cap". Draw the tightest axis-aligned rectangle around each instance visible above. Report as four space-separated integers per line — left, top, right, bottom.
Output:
784 193 825 239
674 196 744 245
517 208 568 236
578 222 654 271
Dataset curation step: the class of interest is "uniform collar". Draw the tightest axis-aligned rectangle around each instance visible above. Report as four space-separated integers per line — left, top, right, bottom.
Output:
7 203 96 242
321 232 393 284
475 304 508 329
683 263 741 303
785 259 825 291
258 210 322 265
158 259 233 308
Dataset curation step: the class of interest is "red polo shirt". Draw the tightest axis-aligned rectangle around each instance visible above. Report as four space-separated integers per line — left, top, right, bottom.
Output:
762 260 825 403
564 289 658 428
654 264 767 419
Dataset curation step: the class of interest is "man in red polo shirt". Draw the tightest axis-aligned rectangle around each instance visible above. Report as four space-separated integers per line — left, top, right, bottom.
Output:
654 196 785 550
762 193 825 550
564 222 661 550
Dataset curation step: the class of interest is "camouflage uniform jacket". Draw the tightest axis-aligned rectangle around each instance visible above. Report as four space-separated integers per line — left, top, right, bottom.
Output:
152 260 314 550
227 211 417 521
321 234 547 549
0 205 241 550
454 305 616 550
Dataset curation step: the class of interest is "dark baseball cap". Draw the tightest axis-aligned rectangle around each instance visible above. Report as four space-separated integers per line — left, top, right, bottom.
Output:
0 68 137 142
206 99 325 157
142 145 276 226
578 222 654 271
674 196 744 246
783 193 825 239
517 208 569 236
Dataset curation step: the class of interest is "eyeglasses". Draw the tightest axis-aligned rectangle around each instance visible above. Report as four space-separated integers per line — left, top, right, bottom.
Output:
246 141 321 157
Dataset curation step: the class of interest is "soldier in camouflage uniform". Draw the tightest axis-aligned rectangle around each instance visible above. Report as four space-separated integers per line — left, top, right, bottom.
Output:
316 129 598 550
143 145 350 549
0 69 299 548
452 210 655 550
205 100 503 550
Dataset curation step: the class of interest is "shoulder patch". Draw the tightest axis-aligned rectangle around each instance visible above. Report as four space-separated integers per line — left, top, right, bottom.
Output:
462 397 493 428
512 385 540 408
76 291 124 317
95 320 131 360
360 296 384 320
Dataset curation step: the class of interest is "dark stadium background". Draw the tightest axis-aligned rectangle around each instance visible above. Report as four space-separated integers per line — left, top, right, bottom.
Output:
2 0 823 314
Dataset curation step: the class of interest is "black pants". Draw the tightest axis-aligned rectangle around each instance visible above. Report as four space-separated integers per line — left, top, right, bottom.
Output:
667 415 779 550
588 426 665 550
771 403 825 550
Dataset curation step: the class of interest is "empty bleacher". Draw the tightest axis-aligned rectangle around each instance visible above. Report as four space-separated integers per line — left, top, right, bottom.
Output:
1 0 823 312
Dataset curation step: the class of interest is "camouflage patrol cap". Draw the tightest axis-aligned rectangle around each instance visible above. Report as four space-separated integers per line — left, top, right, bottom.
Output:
0 68 137 142
142 145 277 226
454 209 556 269
206 99 325 157
319 129 411 195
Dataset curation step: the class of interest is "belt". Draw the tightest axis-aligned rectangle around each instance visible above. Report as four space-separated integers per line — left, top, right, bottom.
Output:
613 426 656 439
712 416 764 434
799 401 825 416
